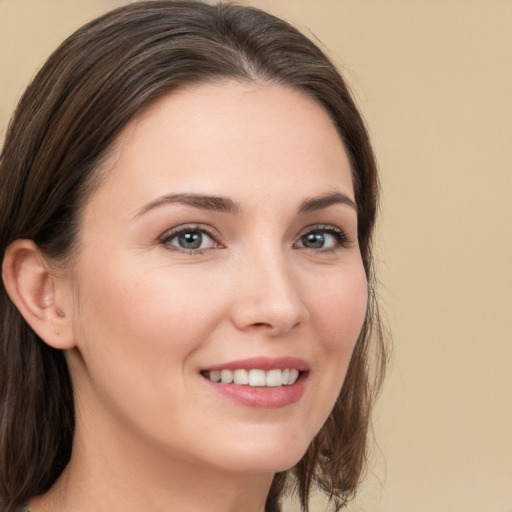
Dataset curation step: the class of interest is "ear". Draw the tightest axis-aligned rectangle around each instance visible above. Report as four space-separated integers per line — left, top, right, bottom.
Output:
2 239 76 350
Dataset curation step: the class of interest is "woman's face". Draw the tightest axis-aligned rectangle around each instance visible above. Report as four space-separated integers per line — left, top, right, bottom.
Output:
64 81 368 474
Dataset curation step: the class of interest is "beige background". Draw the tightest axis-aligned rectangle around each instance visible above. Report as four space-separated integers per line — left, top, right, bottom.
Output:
1 1 511 511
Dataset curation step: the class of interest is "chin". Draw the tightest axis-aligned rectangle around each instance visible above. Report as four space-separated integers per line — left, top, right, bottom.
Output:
202 428 314 474
219 452 307 475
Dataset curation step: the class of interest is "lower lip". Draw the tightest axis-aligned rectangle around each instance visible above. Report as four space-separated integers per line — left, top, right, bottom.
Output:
201 373 308 409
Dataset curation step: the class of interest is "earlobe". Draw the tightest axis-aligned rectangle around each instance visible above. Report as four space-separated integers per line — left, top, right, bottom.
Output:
2 239 76 350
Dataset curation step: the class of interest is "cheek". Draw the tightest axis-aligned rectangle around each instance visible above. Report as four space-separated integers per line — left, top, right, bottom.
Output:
75 263 223 362
70 256 223 405
310 266 368 352
305 265 368 412
68 259 230 444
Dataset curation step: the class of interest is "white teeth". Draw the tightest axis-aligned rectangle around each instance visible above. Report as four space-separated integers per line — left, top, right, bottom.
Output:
288 369 299 385
204 368 301 387
248 369 266 386
266 369 282 387
233 369 249 385
220 369 233 384
209 370 221 382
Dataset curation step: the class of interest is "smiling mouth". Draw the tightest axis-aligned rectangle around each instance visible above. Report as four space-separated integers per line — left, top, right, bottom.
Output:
200 368 302 387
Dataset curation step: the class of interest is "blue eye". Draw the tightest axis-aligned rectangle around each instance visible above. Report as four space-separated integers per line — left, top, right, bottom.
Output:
163 227 218 252
296 227 348 251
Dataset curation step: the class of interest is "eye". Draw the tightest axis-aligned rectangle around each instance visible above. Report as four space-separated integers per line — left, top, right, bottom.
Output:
295 226 349 251
161 226 220 253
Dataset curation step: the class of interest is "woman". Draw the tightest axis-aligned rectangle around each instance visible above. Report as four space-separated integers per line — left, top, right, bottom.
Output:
0 1 386 511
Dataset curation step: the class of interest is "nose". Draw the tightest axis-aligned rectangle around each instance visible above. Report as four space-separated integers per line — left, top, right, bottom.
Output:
229 248 310 336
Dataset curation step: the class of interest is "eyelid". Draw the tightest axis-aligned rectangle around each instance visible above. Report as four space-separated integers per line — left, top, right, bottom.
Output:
295 224 352 250
160 224 224 253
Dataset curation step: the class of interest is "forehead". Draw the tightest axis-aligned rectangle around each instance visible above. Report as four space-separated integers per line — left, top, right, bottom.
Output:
90 80 354 215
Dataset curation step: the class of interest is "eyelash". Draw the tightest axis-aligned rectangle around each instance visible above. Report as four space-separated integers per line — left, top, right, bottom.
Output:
160 224 222 255
295 225 351 252
160 224 351 255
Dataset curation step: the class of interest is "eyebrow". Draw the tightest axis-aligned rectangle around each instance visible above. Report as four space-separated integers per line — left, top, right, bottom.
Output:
135 190 356 218
298 192 357 213
135 193 241 217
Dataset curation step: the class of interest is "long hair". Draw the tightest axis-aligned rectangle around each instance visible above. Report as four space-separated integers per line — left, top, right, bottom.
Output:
0 2 386 511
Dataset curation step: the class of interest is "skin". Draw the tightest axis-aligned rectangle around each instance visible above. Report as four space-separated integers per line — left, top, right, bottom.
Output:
24 81 368 512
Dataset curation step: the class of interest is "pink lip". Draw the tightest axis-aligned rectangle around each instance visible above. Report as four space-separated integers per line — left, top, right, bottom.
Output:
200 357 310 409
202 356 310 372
202 374 308 409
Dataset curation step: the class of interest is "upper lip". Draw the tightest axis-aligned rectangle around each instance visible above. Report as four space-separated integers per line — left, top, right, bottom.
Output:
202 356 310 372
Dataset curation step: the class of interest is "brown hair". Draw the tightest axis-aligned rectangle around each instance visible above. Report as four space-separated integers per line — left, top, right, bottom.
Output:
0 1 386 511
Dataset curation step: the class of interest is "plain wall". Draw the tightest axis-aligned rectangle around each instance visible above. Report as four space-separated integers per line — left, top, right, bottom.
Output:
1 1 511 511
